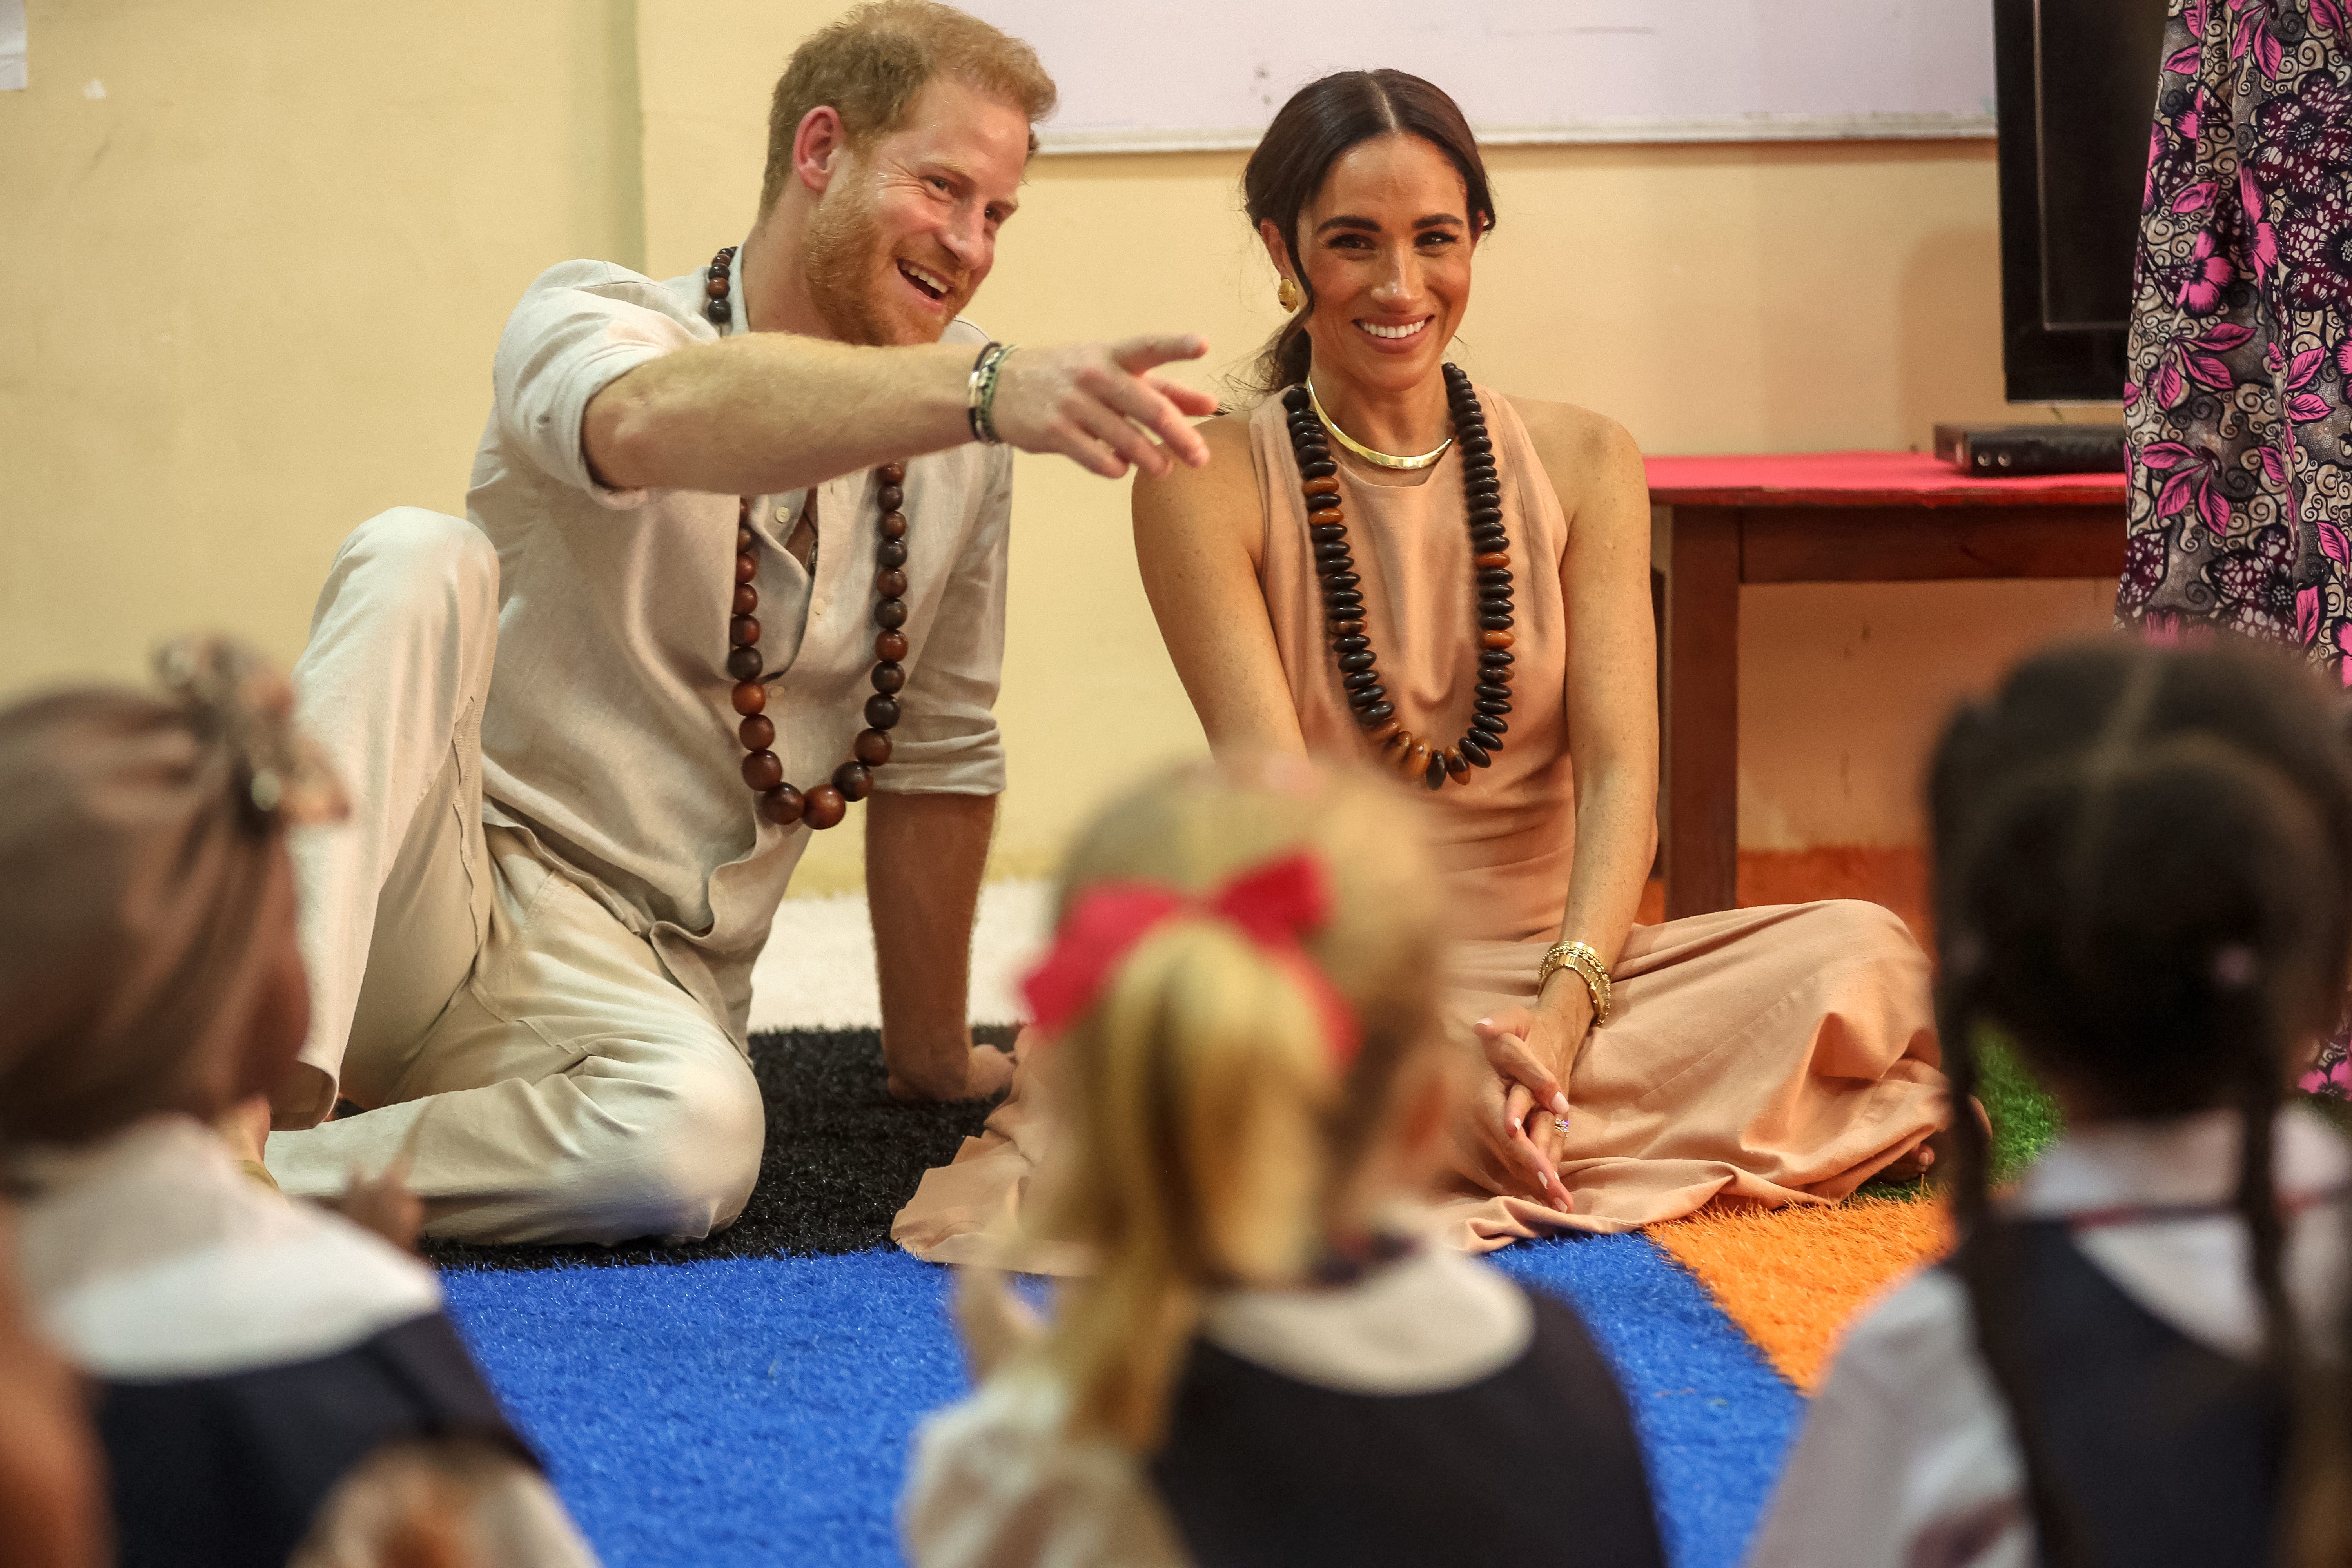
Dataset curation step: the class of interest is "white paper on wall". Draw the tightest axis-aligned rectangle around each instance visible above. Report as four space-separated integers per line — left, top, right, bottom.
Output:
965 0 1993 153
0 0 25 91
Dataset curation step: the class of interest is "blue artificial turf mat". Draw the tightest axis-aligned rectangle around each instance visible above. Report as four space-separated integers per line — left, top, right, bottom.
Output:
446 1236 1802 1568
1495 1235 1806 1568
444 1250 963 1568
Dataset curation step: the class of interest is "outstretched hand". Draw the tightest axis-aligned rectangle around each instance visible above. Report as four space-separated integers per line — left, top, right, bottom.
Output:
989 335 1218 479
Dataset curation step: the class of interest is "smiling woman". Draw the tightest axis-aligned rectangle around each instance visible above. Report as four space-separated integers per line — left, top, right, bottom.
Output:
1240 70 1494 453
1129 71 1950 1248
895 69 1956 1269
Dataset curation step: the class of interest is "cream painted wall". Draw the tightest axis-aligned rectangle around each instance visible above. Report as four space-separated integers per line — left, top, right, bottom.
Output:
637 0 2114 879
2 0 2117 895
0 0 642 682
1740 578 2115 850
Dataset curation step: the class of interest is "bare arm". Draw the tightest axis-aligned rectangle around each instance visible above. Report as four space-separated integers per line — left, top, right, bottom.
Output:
585 334 1220 497
1537 407 1658 1005
585 336 971 495
867 791 1009 1102
1473 405 1657 1185
1131 416 1308 758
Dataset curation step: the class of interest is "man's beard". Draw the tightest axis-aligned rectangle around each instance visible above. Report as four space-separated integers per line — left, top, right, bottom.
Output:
802 181 942 347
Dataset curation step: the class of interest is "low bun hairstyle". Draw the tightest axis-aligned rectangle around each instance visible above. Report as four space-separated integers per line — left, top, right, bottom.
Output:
0 639 344 1145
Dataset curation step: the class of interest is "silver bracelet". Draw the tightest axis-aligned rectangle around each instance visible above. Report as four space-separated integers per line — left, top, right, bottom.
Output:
966 341 1016 444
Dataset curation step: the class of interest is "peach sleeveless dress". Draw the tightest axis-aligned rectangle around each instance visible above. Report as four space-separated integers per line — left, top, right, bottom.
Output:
892 389 1947 1261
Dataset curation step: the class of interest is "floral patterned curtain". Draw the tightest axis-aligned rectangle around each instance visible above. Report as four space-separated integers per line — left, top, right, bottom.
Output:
2122 0 2352 670
2122 1 2352 1093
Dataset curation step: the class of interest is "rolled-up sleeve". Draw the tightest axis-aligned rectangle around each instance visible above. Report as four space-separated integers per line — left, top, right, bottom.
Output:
880 449 1011 795
491 260 701 510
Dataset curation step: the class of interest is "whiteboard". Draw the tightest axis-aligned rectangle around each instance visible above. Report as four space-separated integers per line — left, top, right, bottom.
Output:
965 0 1995 153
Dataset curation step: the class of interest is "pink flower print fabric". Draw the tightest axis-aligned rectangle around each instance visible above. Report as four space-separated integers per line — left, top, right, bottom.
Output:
2124 1 2352 1092
2123 1 2352 684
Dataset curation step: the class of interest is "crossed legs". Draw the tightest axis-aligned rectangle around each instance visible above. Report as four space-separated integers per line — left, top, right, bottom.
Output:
263 509 762 1245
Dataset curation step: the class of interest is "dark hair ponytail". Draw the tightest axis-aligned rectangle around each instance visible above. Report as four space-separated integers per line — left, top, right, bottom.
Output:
1928 641 2352 1567
1238 70 1495 401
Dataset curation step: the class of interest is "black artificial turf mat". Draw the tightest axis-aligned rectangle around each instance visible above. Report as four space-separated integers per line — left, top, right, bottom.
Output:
418 1024 1013 1272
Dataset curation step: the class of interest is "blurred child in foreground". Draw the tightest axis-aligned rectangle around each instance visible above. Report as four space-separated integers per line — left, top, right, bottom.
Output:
1753 642 2352 1568
0 640 597 1568
0 1198 107 1568
902 757 1665 1568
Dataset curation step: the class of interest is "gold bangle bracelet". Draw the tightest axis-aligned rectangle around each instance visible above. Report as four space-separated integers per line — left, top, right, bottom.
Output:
1536 940 1612 1027
1537 940 1606 990
1542 956 1609 1027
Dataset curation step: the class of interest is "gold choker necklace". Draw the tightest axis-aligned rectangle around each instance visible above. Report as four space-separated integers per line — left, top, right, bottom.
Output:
1305 377 1454 471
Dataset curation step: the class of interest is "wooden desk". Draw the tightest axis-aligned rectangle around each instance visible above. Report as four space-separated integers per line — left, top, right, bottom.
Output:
1647 451 2127 919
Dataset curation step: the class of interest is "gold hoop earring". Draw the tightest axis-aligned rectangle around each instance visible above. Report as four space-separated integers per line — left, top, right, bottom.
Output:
1277 277 1300 313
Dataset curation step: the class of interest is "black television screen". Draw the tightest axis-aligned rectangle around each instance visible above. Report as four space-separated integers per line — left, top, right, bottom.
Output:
1994 0 2171 402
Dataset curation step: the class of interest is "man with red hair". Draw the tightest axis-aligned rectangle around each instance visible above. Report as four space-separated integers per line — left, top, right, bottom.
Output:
250 1 1215 1245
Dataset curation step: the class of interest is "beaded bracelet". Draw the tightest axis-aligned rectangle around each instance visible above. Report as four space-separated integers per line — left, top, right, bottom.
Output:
967 341 1016 444
1537 940 1612 1027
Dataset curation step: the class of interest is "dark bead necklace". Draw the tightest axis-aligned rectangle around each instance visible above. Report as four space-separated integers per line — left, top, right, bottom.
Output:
708 243 907 831
1281 363 1513 791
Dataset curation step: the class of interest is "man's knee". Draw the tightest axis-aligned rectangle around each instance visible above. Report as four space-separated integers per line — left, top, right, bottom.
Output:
312 508 498 639
593 1046 764 1244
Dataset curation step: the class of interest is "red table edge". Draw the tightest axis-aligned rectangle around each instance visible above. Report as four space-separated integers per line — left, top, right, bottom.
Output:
1643 450 2127 510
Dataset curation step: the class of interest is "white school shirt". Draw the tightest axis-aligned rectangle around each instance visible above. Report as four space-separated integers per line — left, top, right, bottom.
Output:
1747 1105 2352 1568
466 245 1011 1042
11 1117 600 1568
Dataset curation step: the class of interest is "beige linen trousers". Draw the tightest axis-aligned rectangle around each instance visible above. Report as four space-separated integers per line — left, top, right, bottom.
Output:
265 510 764 1245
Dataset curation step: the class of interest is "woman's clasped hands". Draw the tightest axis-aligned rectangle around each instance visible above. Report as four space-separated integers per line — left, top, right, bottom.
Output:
1468 985 1592 1212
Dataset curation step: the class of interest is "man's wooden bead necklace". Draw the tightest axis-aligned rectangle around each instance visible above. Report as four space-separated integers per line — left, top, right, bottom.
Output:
1282 363 1513 791
708 243 907 832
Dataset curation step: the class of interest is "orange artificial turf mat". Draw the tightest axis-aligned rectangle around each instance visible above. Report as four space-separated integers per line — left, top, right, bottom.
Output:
1649 1195 1953 1392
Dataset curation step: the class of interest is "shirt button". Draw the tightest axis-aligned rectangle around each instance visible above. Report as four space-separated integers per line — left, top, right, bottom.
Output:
813 598 829 616
775 505 791 522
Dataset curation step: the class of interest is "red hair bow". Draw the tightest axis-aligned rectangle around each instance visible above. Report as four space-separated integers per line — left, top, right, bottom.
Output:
1019 851 1362 1066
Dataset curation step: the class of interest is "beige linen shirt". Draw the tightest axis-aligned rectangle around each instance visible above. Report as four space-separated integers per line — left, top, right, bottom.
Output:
465 247 1011 1044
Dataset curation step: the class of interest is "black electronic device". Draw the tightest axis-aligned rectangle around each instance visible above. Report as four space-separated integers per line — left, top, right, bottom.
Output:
1933 422 2127 475
1993 0 2171 403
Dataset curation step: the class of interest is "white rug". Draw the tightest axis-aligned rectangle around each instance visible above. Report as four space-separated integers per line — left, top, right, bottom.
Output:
745 878 1051 1032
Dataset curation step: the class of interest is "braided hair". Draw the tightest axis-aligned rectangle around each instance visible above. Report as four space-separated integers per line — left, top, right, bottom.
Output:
1927 641 2352 1566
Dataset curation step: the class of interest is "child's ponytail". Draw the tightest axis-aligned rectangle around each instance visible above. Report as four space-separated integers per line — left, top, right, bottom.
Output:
992 760 1447 1452
1047 915 1347 1448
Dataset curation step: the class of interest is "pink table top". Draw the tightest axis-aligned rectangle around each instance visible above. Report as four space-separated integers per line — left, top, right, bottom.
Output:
1643 450 2128 509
